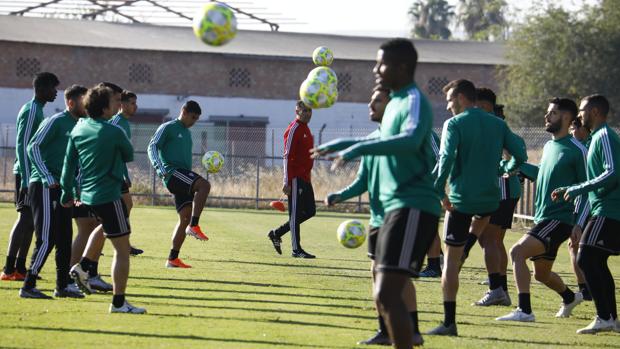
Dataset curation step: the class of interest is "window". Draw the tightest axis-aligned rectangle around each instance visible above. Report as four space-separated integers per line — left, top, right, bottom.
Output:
15 57 40 78
229 68 252 88
427 76 449 95
129 63 153 84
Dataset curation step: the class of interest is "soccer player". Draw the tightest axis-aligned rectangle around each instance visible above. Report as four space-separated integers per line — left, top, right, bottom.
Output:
472 88 524 307
428 79 527 336
267 101 316 259
18 84 86 299
325 38 440 348
62 85 145 314
1 72 58 282
148 101 211 268
552 95 620 334
496 98 587 322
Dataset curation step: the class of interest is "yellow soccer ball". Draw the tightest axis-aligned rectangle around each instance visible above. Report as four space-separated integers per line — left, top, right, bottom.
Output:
299 78 338 109
337 220 366 248
307 66 338 86
202 151 224 173
192 3 238 46
312 46 334 66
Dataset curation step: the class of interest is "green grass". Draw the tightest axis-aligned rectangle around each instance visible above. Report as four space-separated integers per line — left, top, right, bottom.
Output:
0 203 618 348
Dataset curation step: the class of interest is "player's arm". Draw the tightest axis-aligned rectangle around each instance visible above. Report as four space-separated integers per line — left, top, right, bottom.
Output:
501 131 528 173
27 119 57 187
15 108 35 188
327 160 368 205
433 119 458 198
312 135 378 158
573 149 590 228
518 163 539 182
147 124 170 178
282 126 300 189
60 137 78 206
117 128 134 163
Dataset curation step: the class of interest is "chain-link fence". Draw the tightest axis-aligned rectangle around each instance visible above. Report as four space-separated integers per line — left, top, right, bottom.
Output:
0 123 590 220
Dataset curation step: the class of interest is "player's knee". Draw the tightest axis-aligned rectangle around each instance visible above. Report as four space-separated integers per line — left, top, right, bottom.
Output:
196 179 211 193
577 248 596 272
533 269 549 282
509 245 523 262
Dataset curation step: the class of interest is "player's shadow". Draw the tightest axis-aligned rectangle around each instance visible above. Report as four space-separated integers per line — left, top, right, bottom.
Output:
197 258 371 272
460 334 620 348
5 325 346 348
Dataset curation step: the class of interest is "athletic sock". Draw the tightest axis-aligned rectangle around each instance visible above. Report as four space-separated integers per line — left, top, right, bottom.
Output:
500 274 508 292
463 233 478 259
90 261 99 278
410 311 420 334
24 271 37 289
16 257 27 274
79 257 96 275
112 294 125 308
489 273 502 290
169 249 179 261
190 216 200 227
578 283 591 298
443 301 456 326
427 257 441 270
378 315 387 334
559 287 575 304
518 293 532 314
4 256 16 274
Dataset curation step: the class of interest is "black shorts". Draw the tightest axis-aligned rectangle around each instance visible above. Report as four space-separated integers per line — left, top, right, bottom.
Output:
375 208 439 277
367 226 380 260
121 181 130 195
166 169 202 212
72 203 95 219
489 198 519 229
89 199 130 238
580 216 620 255
443 210 494 246
14 174 29 211
528 220 572 261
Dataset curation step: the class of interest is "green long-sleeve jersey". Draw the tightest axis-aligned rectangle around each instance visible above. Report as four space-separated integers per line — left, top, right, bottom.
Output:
337 82 441 217
148 119 193 185
563 124 620 221
109 113 132 184
60 117 134 206
499 134 526 200
14 98 45 187
434 108 527 214
28 111 78 187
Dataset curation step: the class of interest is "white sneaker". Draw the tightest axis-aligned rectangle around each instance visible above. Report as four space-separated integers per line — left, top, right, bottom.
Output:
89 275 113 292
555 292 583 318
70 264 92 295
496 308 535 322
613 318 620 333
66 283 83 295
576 316 615 334
473 288 508 306
109 300 147 314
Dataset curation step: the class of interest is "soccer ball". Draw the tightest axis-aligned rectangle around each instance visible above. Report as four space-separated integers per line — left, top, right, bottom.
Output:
299 78 338 109
202 151 224 173
312 46 334 66
192 3 237 46
337 220 366 248
307 66 338 86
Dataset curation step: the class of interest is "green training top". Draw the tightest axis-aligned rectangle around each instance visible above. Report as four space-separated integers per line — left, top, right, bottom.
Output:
337 82 441 217
14 98 45 187
60 117 134 206
434 108 527 214
28 111 78 187
109 113 132 184
562 124 620 222
148 119 193 185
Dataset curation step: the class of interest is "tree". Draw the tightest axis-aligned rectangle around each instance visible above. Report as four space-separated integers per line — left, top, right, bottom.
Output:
409 0 455 40
457 0 508 41
500 3 620 126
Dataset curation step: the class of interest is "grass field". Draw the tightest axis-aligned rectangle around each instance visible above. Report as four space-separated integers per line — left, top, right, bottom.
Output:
0 203 618 348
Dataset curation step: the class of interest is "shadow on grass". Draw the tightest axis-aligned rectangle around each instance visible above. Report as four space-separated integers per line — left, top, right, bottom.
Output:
461 334 620 348
2 325 348 348
194 258 371 273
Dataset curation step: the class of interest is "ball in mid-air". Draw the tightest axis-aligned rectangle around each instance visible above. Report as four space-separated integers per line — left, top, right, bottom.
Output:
337 220 366 248
192 3 237 46
202 150 224 173
307 66 338 86
299 78 338 109
312 46 334 66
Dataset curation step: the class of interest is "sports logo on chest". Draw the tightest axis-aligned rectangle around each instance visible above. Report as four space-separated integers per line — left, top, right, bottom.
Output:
178 133 183 138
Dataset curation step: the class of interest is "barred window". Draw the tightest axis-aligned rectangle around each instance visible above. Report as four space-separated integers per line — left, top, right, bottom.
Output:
229 68 252 88
337 72 352 93
129 63 153 84
427 77 450 95
16 57 41 78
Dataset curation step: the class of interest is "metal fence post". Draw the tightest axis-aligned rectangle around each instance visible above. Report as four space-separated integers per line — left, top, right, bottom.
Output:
255 156 260 210
151 166 156 206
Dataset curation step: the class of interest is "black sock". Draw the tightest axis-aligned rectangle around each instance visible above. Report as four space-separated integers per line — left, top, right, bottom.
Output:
79 257 96 275
4 256 16 274
443 301 456 326
518 293 532 314
463 234 478 259
24 271 37 289
578 282 590 297
190 216 200 227
112 294 125 308
559 287 575 305
89 261 99 278
427 257 440 270
169 249 179 260
378 315 387 334
489 273 502 290
500 274 508 291
16 257 27 274
410 311 420 334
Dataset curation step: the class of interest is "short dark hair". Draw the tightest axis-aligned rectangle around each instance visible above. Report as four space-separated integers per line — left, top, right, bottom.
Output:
476 87 496 106
183 100 201 115
121 90 137 102
372 84 391 94
64 84 87 101
84 86 112 118
379 38 418 75
296 100 311 110
443 79 476 102
99 82 123 94
583 94 610 117
33 72 59 90
549 97 578 121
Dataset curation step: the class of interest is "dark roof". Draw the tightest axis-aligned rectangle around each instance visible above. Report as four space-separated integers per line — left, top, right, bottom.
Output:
0 15 507 65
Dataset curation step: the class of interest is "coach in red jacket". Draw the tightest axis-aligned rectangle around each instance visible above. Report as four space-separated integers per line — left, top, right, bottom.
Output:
268 101 316 258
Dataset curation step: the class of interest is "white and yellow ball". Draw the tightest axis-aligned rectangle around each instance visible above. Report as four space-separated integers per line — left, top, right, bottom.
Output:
299 78 338 109
192 3 237 46
312 46 334 66
202 150 224 173
307 66 338 86
337 220 366 249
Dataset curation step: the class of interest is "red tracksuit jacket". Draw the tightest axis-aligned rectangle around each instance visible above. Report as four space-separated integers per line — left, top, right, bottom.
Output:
283 119 314 186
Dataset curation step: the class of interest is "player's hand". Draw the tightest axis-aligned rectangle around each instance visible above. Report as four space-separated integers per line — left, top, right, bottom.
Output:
61 199 74 208
19 187 28 196
442 197 453 211
330 155 346 171
325 193 341 207
310 147 331 159
48 183 60 189
570 225 583 245
282 184 291 196
551 188 566 202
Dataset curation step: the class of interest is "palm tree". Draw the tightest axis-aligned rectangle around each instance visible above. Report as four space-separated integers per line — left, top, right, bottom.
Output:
409 0 455 40
457 0 507 40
